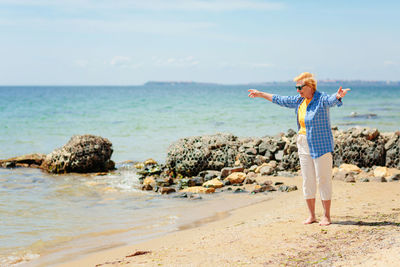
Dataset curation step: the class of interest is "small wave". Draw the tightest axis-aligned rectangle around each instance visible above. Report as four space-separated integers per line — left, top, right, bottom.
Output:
1 252 40 266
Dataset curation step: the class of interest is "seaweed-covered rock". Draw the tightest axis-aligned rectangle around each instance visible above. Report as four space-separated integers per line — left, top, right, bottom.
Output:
41 135 114 173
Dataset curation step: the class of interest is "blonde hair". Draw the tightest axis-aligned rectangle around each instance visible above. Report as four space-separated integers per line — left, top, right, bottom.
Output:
293 72 317 92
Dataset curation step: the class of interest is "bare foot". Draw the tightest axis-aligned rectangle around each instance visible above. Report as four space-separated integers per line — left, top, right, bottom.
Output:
303 217 317 224
319 216 331 226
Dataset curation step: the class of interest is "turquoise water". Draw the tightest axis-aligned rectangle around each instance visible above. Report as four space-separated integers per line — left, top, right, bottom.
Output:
0 83 399 265
2 83 399 162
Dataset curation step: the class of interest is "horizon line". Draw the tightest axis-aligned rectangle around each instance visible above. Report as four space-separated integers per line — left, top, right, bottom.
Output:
1 79 400 87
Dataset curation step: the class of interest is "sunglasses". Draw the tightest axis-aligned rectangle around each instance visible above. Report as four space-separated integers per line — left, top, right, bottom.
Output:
295 84 306 91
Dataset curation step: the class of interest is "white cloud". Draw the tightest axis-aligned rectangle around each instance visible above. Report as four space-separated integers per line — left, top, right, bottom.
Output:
110 56 131 67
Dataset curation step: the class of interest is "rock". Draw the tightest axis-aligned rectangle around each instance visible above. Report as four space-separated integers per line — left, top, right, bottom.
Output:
388 173 400 182
134 162 145 169
333 170 358 182
234 188 246 193
174 192 202 199
374 166 389 178
333 127 385 168
220 167 244 179
260 166 273 176
344 175 356 183
372 176 387 183
269 160 278 168
261 184 276 192
224 172 246 184
160 187 176 194
245 172 257 179
339 164 362 173
166 133 240 176
286 129 296 138
245 148 257 155
255 163 268 173
249 165 258 172
143 176 156 187
274 181 284 185
277 171 296 177
180 186 215 194
360 178 370 182
142 184 153 191
177 178 190 189
191 176 204 186
244 172 257 184
202 178 223 188
41 135 114 173
274 150 284 161
254 155 267 165
278 185 298 192
144 158 157 165
198 170 221 182
0 153 46 168
363 128 380 141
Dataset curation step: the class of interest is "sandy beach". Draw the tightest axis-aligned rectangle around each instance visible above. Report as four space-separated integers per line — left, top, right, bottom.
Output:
52 175 400 267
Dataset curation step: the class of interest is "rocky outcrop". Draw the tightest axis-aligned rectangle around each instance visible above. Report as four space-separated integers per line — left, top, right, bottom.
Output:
165 127 399 178
385 131 400 168
332 128 386 168
41 135 115 173
0 153 46 168
165 133 240 177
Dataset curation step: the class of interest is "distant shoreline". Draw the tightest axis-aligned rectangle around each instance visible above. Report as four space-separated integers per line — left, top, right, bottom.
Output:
1 80 400 87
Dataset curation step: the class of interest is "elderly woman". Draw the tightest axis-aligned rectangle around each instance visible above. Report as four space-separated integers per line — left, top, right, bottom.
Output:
248 72 350 226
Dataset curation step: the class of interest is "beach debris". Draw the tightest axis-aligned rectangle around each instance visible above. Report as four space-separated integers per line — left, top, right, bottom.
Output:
41 135 115 174
126 250 151 257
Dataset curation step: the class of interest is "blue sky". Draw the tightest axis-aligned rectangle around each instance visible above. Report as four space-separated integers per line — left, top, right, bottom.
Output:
0 0 399 85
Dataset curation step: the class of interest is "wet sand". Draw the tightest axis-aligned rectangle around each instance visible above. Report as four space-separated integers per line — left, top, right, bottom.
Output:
56 176 400 267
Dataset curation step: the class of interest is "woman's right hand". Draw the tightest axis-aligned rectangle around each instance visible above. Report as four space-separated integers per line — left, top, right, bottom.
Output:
248 89 260 98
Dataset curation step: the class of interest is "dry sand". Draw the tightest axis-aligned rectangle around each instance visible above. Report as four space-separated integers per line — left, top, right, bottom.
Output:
56 176 400 267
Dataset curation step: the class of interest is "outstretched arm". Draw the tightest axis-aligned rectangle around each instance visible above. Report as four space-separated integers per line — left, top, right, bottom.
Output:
322 86 351 107
248 89 273 102
248 89 300 109
336 86 351 99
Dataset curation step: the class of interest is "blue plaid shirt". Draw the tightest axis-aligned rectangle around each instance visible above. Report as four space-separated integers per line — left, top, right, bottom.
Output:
272 90 342 159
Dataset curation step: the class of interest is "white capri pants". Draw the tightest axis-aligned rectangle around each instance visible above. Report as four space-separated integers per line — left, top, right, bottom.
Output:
297 134 332 200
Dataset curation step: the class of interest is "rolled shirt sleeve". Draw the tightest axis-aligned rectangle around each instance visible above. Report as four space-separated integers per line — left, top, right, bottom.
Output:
272 95 301 109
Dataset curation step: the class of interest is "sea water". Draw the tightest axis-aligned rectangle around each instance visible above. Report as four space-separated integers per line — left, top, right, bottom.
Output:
0 82 399 265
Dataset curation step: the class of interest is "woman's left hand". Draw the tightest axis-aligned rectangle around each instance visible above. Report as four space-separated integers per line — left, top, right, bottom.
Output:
336 86 351 99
